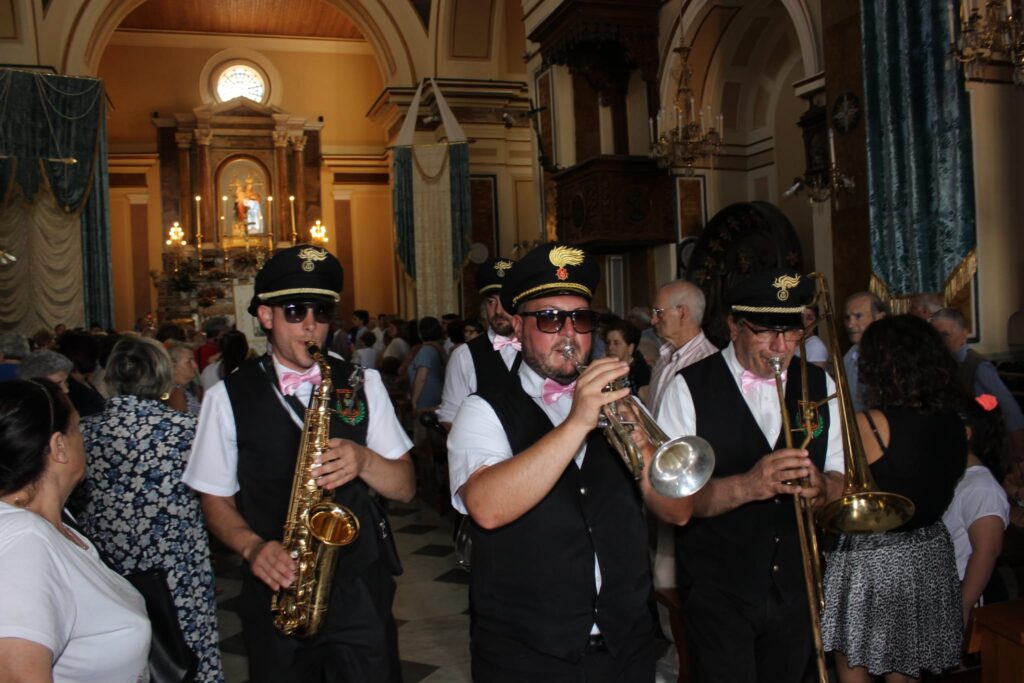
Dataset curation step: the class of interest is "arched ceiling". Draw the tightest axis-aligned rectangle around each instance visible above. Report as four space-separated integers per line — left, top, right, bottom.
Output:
119 0 365 39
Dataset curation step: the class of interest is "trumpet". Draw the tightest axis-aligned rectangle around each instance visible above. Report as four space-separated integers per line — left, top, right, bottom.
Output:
561 344 714 498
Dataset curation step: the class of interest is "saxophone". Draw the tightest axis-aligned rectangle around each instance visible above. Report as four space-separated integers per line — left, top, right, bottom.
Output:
271 342 360 637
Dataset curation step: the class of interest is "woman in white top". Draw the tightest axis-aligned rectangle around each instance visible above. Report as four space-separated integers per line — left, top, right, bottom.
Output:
942 393 1012 627
0 378 151 682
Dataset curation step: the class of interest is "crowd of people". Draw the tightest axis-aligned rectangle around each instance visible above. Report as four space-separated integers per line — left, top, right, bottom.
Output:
0 240 1020 683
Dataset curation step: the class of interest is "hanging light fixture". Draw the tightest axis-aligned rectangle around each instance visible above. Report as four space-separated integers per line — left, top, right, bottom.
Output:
649 41 724 175
309 219 328 244
950 0 1024 85
0 247 16 265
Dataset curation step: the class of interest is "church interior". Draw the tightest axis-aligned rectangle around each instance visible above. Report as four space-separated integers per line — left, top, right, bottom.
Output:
2 0 1024 681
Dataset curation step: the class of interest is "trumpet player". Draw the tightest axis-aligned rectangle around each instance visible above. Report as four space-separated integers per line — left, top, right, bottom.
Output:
183 245 415 683
447 243 694 682
657 269 845 683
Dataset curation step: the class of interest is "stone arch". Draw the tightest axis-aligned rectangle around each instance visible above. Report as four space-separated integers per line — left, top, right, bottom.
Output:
63 0 419 86
659 0 821 117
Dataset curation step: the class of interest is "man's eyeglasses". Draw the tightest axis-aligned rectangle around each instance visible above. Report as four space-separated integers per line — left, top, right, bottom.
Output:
280 302 334 324
650 304 683 318
520 309 598 334
741 320 803 343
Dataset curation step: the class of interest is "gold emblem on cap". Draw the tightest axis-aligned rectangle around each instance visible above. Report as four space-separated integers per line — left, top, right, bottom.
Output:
297 247 328 273
772 274 801 301
549 246 584 282
494 261 512 278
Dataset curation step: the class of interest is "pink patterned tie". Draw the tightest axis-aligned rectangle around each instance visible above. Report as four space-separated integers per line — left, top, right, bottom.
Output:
740 369 784 394
279 364 322 396
541 378 576 405
492 335 522 352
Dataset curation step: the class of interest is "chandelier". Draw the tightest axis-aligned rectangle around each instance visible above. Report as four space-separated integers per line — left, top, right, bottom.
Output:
650 46 723 175
951 0 1024 85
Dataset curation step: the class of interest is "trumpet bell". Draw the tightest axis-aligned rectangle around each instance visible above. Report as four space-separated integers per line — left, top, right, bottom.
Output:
649 435 715 498
818 490 915 534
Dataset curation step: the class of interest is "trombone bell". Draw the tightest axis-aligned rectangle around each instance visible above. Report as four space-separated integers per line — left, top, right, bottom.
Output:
818 490 916 534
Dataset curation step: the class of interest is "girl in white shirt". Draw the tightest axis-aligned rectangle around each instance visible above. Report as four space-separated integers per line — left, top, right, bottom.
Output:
942 394 1012 626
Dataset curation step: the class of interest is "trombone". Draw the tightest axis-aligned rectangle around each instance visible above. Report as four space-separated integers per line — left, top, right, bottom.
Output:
770 272 915 683
561 344 714 498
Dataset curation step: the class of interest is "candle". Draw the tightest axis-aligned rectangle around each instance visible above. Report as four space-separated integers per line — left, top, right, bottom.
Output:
656 112 662 138
1008 0 1014 18
194 195 202 244
948 1 956 41
828 128 837 164
289 195 297 243
716 113 724 143
267 196 274 251
699 109 705 135
221 195 229 235
649 117 655 144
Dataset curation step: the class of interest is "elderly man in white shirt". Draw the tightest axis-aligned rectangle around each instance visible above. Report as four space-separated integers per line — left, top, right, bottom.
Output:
646 280 718 418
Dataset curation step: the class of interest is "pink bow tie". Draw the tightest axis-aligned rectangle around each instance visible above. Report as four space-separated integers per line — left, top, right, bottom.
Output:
541 378 576 405
280 365 322 396
492 335 522 352
741 369 784 394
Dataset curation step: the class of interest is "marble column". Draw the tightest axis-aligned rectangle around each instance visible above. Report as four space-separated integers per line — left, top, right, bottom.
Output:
273 130 290 243
174 132 193 242
291 134 307 241
194 129 215 243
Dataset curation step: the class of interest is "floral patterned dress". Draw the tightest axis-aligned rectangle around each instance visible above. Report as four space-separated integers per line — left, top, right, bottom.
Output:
71 395 224 683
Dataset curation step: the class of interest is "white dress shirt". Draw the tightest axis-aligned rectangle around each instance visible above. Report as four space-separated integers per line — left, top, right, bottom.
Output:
658 343 845 474
183 352 412 496
437 327 518 424
647 331 718 418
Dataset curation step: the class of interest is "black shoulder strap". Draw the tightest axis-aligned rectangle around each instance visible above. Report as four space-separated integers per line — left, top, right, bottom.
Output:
862 410 887 452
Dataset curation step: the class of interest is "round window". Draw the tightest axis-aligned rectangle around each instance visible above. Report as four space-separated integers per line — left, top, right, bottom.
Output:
215 63 267 104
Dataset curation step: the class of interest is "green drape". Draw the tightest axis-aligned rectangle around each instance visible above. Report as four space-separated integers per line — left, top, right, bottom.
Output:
861 0 976 295
0 68 112 327
392 146 415 277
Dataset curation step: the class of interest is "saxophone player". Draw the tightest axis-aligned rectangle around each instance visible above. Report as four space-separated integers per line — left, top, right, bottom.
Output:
183 245 415 683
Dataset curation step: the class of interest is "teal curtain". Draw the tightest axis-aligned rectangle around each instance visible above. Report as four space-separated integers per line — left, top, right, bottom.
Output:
0 68 112 326
449 142 471 278
861 0 975 294
82 110 113 328
392 146 415 277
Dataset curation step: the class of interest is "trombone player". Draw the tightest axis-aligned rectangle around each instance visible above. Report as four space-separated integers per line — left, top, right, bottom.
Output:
657 269 845 683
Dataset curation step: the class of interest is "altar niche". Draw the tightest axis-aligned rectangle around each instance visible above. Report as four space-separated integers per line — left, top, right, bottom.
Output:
217 156 270 246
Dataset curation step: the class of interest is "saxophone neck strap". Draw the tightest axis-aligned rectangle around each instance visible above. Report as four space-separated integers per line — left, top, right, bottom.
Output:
258 355 308 426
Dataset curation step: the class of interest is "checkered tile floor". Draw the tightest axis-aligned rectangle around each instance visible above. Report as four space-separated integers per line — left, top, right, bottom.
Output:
214 498 471 682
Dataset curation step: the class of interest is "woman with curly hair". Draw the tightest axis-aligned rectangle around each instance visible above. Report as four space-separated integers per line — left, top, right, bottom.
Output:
822 314 968 682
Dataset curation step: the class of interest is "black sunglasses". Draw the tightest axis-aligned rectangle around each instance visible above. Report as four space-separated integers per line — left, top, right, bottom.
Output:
520 308 598 334
279 302 334 324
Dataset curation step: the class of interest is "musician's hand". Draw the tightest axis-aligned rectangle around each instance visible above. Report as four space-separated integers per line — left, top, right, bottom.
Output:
315 438 371 490
244 539 297 591
799 461 827 506
566 357 630 431
745 448 811 501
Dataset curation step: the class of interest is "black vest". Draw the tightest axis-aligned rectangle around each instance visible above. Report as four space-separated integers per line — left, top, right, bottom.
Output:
676 354 829 606
225 355 398 586
467 332 516 389
469 377 653 662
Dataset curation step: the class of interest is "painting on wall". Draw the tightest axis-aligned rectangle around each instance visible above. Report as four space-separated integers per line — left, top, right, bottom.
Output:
216 157 270 238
